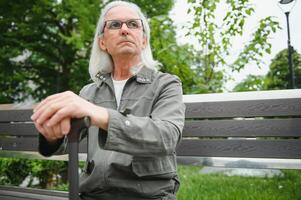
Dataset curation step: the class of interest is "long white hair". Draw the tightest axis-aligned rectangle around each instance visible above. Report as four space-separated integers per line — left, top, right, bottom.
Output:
89 1 161 82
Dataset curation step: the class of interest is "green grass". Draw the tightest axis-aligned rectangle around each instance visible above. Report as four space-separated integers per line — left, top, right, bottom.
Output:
177 165 301 200
1 158 301 199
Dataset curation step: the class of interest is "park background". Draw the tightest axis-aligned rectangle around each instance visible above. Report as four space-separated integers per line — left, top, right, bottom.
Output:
0 0 300 199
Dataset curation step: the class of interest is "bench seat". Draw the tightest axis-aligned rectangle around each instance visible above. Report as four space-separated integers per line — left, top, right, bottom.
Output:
0 185 67 200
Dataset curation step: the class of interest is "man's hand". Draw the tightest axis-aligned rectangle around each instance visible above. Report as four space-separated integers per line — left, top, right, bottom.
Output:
34 118 70 143
31 91 108 140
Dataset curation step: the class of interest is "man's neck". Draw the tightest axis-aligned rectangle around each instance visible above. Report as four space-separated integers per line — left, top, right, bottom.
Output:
112 56 141 81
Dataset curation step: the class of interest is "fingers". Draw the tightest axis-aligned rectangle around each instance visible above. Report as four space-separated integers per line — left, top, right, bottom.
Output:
42 121 64 141
33 93 63 114
31 91 74 124
60 118 71 135
52 122 62 139
33 91 74 113
47 106 74 127
34 118 68 141
31 91 92 131
34 121 46 135
32 98 70 125
34 121 60 143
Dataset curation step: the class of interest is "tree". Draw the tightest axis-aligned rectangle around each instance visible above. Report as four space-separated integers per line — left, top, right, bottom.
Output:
150 15 224 94
0 0 101 103
186 0 280 86
233 48 301 91
0 0 213 102
265 48 301 89
233 74 266 92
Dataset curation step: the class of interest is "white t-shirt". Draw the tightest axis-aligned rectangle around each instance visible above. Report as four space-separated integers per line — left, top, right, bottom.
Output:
112 78 128 108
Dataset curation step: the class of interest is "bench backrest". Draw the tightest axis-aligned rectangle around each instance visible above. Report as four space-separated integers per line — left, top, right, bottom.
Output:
1 89 301 164
178 89 301 159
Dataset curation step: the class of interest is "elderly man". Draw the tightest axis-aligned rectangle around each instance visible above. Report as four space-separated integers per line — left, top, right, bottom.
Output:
31 1 185 199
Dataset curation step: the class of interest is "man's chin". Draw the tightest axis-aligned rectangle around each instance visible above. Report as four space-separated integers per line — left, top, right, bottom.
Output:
117 48 136 55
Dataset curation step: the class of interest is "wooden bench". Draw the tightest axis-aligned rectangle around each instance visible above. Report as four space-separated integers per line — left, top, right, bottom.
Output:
1 89 301 199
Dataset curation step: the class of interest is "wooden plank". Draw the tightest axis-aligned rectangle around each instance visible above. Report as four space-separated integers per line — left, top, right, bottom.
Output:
176 139 301 159
0 185 67 200
0 137 88 153
0 104 34 110
0 123 38 136
183 118 301 137
0 109 33 122
0 137 38 151
2 117 301 137
183 89 301 102
185 98 301 118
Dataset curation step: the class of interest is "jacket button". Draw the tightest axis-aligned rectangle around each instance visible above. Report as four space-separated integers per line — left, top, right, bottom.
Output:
125 120 131 126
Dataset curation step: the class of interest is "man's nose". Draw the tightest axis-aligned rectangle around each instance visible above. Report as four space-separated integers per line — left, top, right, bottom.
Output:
120 23 129 35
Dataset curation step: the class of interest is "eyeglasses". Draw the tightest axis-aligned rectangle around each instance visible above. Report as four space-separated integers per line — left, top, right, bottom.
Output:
103 19 143 31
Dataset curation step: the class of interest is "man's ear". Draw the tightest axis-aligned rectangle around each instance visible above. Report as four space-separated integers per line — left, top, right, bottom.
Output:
98 37 107 51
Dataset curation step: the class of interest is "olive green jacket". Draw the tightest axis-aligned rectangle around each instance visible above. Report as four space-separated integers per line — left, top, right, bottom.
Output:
39 66 185 200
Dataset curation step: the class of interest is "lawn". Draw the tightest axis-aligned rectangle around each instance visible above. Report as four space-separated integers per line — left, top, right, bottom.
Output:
177 165 301 200
1 158 301 200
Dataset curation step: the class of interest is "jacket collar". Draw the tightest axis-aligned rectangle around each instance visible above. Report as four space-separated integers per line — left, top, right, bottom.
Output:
95 64 155 85
135 65 154 84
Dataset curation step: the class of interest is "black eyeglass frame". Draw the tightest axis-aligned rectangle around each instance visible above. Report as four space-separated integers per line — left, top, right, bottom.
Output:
101 19 144 33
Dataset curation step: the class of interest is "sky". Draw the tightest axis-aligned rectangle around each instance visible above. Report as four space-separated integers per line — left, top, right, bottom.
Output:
170 0 301 91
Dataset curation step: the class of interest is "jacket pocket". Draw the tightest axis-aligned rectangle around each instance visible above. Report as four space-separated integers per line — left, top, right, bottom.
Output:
132 155 176 177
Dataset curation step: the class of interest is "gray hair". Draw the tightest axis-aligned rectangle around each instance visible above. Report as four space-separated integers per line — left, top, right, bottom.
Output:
89 1 160 82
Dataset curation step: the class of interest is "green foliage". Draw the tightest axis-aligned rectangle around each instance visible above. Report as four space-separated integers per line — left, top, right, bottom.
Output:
30 159 68 188
265 48 301 89
0 0 215 102
0 158 31 186
0 0 100 103
186 0 280 73
233 17 281 71
151 16 204 93
192 52 225 93
177 165 301 200
127 0 174 17
150 15 224 93
233 48 301 91
233 75 266 92
0 158 68 188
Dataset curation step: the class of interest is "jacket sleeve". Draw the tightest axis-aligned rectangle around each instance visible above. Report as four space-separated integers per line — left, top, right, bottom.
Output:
101 75 186 157
38 134 67 157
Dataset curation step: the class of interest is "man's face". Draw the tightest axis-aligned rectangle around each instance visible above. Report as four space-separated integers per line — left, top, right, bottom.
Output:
99 6 146 58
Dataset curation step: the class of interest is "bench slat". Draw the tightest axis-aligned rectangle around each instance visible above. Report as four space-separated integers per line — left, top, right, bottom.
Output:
183 118 301 137
177 139 301 158
0 123 38 136
1 118 301 137
0 109 32 122
185 99 301 118
0 137 88 153
0 137 38 151
0 185 67 200
3 97 301 121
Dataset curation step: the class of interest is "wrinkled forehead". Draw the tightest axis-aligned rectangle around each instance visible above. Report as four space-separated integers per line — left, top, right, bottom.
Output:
104 6 140 21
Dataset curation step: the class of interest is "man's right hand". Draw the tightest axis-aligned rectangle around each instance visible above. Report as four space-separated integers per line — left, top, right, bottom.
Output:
31 91 109 135
34 117 71 143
